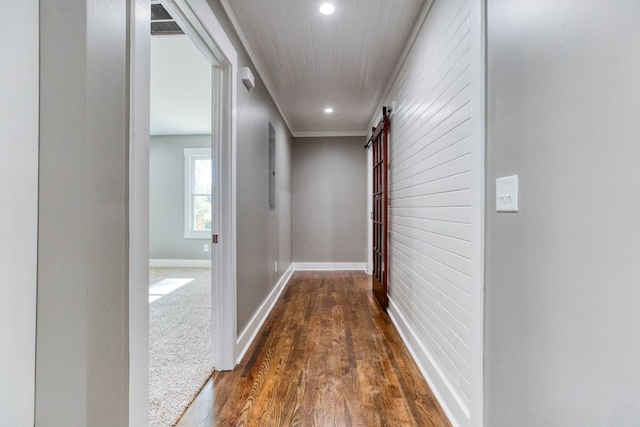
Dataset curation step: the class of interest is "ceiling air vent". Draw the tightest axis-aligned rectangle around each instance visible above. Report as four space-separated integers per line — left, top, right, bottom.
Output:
150 3 184 35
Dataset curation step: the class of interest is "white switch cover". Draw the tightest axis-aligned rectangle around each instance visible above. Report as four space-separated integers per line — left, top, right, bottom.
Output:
496 175 519 212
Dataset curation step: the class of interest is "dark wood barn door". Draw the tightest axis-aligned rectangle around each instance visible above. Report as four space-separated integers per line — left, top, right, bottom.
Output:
368 109 390 311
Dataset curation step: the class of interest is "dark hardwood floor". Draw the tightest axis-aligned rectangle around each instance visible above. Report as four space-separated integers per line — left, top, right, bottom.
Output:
176 270 451 427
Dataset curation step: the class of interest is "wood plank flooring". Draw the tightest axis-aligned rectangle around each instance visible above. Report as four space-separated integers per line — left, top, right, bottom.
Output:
176 271 451 427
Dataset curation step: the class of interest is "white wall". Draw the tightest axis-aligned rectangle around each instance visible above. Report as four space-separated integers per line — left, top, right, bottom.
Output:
485 1 640 425
150 35 212 135
0 2 39 425
36 0 129 424
379 0 484 425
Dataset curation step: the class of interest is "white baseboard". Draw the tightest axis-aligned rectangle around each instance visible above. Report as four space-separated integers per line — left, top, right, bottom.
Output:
149 259 210 268
292 262 367 271
388 297 465 427
235 264 294 364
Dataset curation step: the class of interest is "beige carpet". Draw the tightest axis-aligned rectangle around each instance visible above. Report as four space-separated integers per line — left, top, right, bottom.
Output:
149 267 214 427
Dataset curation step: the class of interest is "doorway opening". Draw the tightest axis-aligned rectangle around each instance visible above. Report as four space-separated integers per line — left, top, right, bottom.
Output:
129 0 239 425
154 0 239 373
148 5 213 423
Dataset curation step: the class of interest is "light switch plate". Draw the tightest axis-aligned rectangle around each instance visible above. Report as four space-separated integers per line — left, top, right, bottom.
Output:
496 175 519 212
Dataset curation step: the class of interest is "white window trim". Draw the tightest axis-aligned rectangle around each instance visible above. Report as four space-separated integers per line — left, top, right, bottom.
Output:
184 147 212 239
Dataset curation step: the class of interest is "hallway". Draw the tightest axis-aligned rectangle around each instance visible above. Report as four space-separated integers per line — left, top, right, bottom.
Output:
6 1 640 425
176 271 451 426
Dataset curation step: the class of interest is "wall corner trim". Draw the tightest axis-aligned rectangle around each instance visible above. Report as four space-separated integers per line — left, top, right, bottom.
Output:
292 131 368 138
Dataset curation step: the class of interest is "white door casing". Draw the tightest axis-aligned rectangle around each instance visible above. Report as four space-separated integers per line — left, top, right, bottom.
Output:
128 1 238 423
161 0 239 372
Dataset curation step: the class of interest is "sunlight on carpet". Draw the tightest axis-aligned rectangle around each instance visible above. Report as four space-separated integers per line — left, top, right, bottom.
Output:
149 278 194 303
149 267 213 427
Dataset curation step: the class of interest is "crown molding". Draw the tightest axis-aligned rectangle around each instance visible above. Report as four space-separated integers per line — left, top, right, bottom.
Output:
293 130 368 138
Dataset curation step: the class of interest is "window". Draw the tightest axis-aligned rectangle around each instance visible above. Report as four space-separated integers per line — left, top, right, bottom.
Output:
184 148 212 239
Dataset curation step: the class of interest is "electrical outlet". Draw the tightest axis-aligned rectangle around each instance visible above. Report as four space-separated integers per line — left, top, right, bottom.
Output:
203 244 209 252
274 261 278 272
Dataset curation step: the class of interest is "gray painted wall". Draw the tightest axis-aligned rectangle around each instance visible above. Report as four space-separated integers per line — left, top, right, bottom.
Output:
150 134 211 260
292 137 367 263
485 1 640 425
207 0 293 334
37 0 129 425
0 2 38 425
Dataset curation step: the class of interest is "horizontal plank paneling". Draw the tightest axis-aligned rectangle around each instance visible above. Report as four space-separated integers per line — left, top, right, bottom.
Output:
391 127 472 183
390 271 472 398
391 239 472 306
392 169 472 201
391 260 471 348
382 0 483 425
392 206 472 224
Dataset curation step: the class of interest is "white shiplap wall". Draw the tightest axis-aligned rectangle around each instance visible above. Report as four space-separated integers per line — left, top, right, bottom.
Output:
382 0 484 426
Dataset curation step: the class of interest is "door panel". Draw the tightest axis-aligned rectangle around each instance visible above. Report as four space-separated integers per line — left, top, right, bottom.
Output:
369 110 390 311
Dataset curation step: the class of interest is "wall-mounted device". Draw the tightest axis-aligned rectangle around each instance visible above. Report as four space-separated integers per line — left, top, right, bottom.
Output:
242 67 255 90
496 175 519 212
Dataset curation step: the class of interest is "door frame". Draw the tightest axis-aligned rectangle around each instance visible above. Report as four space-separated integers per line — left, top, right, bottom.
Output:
128 0 238 423
161 0 239 372
128 1 151 425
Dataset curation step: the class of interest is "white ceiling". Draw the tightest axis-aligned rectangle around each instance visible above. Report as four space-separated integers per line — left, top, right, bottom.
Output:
220 0 428 136
150 35 211 136
150 1 428 137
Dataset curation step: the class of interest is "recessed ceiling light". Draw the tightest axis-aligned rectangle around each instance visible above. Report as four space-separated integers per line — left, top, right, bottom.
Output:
324 107 334 114
319 3 335 15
